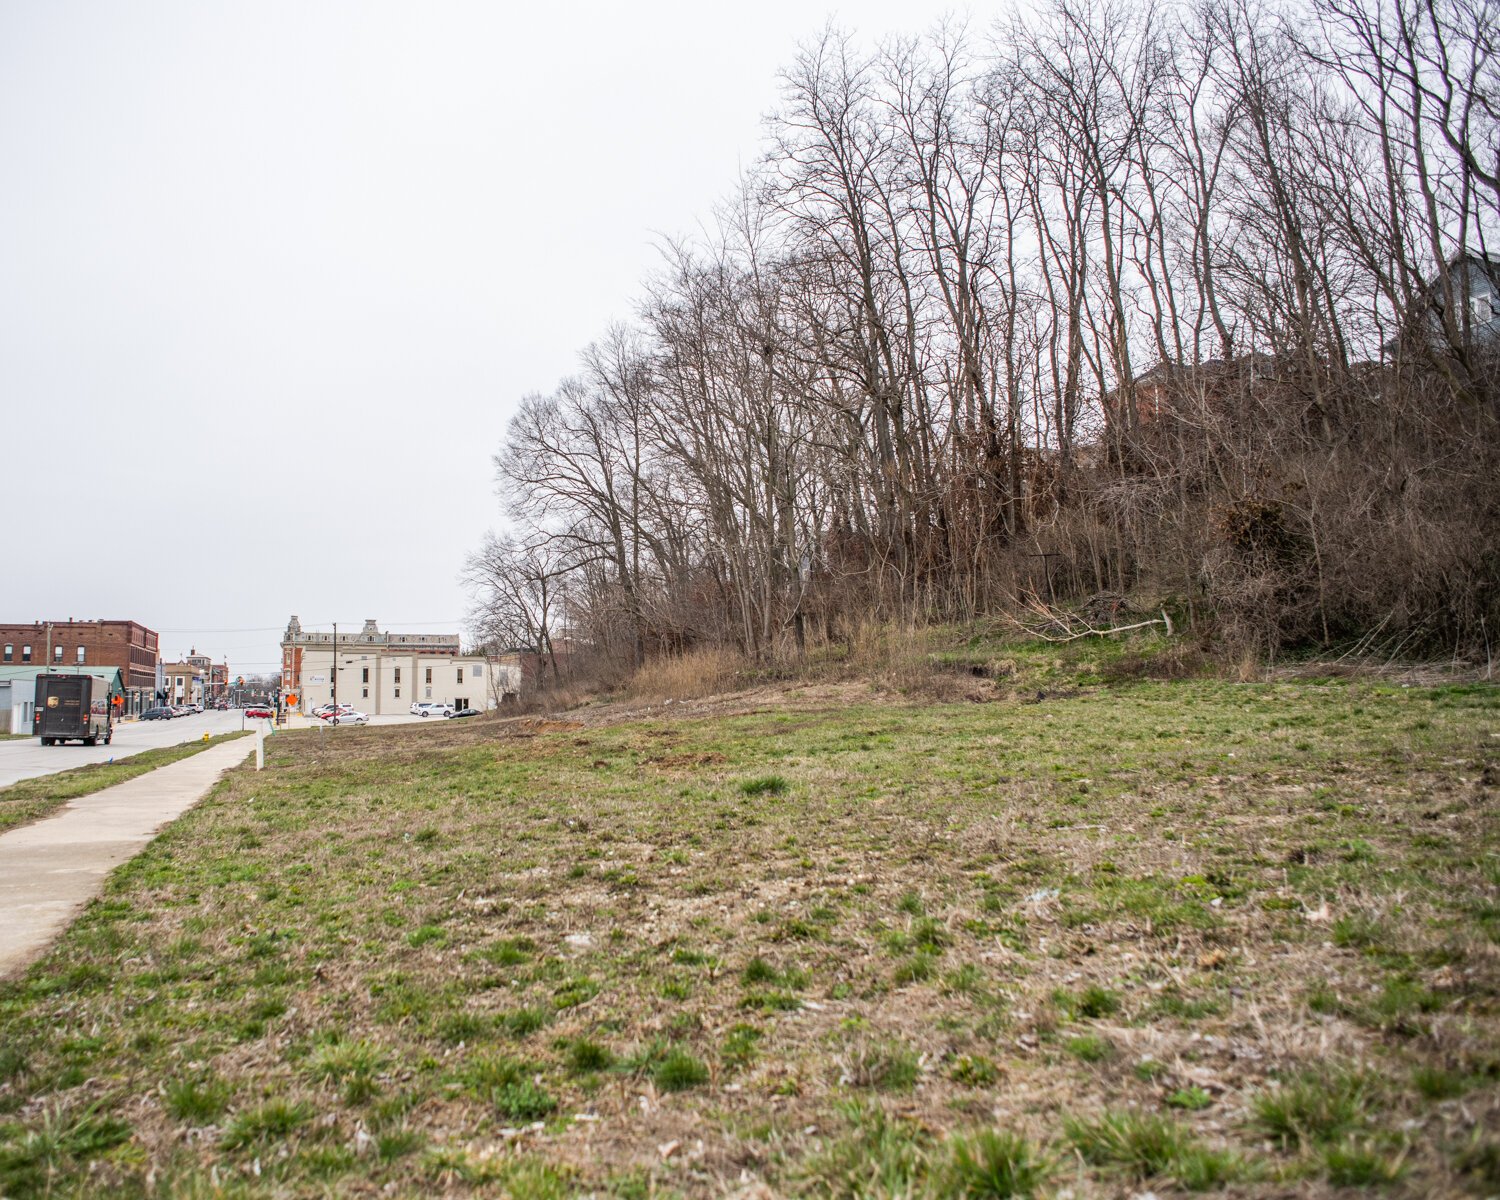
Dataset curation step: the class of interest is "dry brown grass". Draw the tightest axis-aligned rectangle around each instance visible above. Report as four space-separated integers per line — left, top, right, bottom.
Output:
624 645 747 702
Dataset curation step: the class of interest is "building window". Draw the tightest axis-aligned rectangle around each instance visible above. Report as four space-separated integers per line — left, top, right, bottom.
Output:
473 663 483 677
176 676 184 687
425 667 432 684
362 667 369 683
22 645 31 662
394 687 400 698
425 686 432 699
393 667 401 684
54 645 63 662
2 645 10 662
362 687 368 699
457 667 464 684
76 646 86 664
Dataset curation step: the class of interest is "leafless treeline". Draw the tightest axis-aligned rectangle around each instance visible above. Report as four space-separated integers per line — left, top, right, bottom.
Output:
469 0 1499 673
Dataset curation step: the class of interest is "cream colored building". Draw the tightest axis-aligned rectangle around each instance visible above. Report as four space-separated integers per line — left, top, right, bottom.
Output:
160 660 206 706
280 617 517 715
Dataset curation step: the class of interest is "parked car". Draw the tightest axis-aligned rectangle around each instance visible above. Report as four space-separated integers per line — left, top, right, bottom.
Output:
318 709 369 725
141 707 173 720
245 705 275 719
410 702 454 718
313 703 355 719
447 708 481 719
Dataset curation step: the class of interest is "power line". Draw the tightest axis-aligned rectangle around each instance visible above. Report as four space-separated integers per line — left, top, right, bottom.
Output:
157 619 470 634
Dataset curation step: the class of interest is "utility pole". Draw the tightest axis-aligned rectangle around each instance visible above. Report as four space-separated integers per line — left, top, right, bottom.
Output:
332 622 338 725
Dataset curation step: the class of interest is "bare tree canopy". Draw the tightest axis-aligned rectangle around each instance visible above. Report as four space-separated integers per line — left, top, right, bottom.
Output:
471 0 1499 671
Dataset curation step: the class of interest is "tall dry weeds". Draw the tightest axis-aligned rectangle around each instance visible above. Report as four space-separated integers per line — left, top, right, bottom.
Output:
625 646 746 702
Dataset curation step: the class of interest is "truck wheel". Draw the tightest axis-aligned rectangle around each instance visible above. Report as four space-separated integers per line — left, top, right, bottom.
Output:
85 736 97 746
104 732 112 745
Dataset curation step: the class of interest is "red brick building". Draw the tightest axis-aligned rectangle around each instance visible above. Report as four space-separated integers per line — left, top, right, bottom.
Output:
0 620 159 714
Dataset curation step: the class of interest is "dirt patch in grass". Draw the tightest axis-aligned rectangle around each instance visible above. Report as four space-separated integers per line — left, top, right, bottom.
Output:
0 731 252 835
0 677 1495 1197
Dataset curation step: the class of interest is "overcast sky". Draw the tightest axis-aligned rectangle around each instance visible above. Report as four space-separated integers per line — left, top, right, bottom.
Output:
1 0 973 676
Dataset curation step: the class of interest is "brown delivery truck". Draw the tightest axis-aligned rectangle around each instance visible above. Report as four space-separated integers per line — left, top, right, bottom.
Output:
33 673 114 746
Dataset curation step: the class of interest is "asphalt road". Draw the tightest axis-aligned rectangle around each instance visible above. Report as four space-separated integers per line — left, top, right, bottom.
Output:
1 707 481 790
0 709 262 789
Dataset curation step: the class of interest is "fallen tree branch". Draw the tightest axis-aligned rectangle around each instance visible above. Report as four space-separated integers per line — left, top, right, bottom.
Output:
1009 603 1176 643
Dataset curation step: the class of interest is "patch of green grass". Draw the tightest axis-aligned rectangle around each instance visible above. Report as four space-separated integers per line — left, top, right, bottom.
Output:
942 962 986 996
653 1048 709 1092
1453 1136 1500 1189
221 1099 311 1150
552 978 598 1010
459 1054 555 1119
307 1038 388 1104
950 1054 1001 1087
1149 990 1224 1021
1332 911 1389 950
740 775 789 797
164 1074 233 1122
1064 1034 1113 1063
740 988 803 1012
1165 1086 1213 1111
565 1039 614 1074
841 1040 921 1092
494 1079 557 1121
1055 984 1120 1020
0 1046 27 1084
377 1127 426 1161
437 1012 492 1045
1252 1069 1373 1149
477 936 537 967
893 950 942 984
1064 1109 1185 1177
897 890 926 917
1411 1065 1470 1100
502 1007 551 1037
940 1129 1053 1197
1322 1138 1406 1186
721 1024 762 1071
0 1106 133 1196
1064 1109 1244 1187
800 1101 929 1198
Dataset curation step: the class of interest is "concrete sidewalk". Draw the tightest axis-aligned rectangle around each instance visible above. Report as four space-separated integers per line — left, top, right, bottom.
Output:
0 736 256 978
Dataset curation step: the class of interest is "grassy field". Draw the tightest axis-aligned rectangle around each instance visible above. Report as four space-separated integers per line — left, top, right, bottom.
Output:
0 731 252 835
0 662 1495 1197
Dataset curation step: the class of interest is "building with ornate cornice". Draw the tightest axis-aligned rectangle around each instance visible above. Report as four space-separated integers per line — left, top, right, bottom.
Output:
279 617 513 715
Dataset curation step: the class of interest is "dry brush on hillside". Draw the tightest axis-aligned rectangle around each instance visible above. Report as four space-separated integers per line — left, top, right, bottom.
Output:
468 0 1499 681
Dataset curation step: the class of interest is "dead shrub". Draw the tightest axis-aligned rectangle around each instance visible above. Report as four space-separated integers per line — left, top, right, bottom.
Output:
626 646 746 701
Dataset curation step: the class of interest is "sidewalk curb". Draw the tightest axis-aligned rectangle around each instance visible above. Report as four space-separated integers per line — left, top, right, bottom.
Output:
0 739 256 979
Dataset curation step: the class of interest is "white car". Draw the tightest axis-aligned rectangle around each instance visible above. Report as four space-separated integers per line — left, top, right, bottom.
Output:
410 701 454 718
319 709 368 725
313 703 355 719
